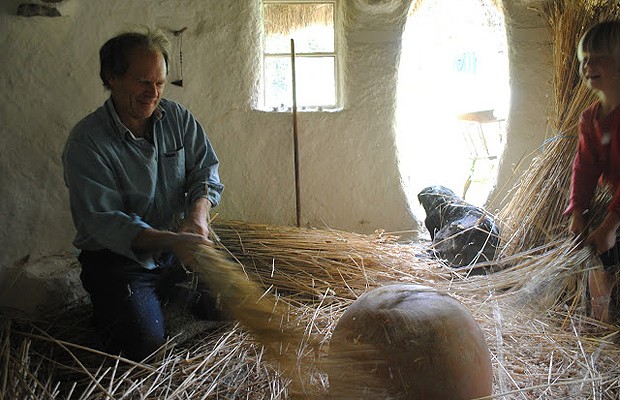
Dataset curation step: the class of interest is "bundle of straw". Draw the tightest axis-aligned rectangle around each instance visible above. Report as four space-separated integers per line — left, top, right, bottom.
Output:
210 220 444 300
190 243 315 397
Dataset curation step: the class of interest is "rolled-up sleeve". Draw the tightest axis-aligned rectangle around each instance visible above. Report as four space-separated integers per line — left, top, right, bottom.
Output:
566 112 602 215
181 108 224 207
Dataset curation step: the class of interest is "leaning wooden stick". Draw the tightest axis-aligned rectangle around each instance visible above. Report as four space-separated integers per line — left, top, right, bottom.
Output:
291 38 301 228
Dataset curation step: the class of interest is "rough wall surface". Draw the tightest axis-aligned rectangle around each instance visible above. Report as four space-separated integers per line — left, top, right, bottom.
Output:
488 0 552 211
0 0 552 312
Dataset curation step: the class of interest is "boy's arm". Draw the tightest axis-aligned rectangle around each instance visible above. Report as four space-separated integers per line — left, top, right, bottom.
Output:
570 208 588 236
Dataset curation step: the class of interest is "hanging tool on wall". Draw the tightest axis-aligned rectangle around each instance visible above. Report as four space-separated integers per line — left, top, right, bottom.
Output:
170 27 187 87
291 38 301 228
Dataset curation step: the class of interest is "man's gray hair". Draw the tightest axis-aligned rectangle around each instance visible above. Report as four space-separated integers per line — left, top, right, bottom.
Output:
99 28 171 89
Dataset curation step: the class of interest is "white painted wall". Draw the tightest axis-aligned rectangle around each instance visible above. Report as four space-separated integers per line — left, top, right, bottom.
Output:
488 0 552 212
0 0 552 295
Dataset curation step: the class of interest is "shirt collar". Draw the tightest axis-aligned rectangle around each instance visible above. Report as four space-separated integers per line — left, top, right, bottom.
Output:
154 103 166 120
103 97 167 138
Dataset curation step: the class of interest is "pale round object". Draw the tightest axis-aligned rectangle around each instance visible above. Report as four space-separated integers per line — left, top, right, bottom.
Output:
327 284 493 399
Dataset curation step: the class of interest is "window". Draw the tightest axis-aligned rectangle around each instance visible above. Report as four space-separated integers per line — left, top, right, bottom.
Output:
262 1 339 111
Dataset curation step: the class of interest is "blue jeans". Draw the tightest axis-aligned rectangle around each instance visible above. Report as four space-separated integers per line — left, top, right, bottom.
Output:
78 250 217 361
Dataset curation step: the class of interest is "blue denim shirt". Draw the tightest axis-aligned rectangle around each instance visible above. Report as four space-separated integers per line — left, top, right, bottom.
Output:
62 97 224 268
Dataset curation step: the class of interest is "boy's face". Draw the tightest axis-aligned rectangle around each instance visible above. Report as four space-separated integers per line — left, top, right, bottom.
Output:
580 52 620 93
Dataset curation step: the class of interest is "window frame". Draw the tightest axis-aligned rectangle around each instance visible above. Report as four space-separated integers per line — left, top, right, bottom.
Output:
261 0 341 112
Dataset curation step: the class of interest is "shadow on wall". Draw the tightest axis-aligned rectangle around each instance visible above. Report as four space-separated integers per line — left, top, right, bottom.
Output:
2 1 33 15
2 1 74 17
0 253 87 320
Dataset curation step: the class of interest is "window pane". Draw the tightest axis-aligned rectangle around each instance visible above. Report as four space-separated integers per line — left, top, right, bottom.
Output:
264 56 292 108
264 56 336 108
297 56 336 106
264 3 334 54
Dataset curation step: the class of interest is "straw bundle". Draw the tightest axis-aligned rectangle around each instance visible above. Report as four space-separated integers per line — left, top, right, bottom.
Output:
209 220 446 299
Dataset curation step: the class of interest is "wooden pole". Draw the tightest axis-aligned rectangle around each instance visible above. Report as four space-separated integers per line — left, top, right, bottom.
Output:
291 39 301 227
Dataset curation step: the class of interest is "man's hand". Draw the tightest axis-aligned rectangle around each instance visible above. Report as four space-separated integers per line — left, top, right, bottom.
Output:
169 232 210 266
131 198 214 266
180 197 212 239
131 228 210 267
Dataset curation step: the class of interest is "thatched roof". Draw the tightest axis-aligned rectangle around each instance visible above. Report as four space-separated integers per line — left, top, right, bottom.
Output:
264 2 334 36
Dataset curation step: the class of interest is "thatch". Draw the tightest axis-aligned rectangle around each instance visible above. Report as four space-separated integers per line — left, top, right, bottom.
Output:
264 2 334 37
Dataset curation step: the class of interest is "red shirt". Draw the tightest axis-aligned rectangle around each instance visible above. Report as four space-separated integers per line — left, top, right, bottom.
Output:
567 101 620 215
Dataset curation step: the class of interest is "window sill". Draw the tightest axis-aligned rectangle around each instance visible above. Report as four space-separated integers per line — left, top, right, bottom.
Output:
255 105 343 113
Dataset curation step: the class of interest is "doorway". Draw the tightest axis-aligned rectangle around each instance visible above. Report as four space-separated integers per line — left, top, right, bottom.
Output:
395 0 510 220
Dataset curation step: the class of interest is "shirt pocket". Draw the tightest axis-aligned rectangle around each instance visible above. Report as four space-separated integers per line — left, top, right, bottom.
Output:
159 147 186 208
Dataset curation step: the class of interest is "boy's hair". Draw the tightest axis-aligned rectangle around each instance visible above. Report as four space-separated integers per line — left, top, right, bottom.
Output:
578 20 620 62
99 28 171 90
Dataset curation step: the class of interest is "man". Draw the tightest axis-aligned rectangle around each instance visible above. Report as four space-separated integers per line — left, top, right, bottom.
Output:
62 29 224 361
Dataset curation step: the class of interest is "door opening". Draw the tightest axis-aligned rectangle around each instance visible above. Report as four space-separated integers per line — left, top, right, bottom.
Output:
395 0 510 221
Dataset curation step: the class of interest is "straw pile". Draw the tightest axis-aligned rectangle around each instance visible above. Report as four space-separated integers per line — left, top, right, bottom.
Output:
0 222 451 400
2 219 620 399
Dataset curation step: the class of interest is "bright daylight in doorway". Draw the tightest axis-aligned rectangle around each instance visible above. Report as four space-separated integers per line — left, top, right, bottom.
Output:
396 0 510 221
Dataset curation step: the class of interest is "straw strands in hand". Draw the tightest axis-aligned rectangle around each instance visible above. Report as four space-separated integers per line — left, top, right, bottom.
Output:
190 243 316 396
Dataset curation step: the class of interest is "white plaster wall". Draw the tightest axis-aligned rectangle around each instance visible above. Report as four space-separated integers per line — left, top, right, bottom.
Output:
0 0 552 298
488 0 552 212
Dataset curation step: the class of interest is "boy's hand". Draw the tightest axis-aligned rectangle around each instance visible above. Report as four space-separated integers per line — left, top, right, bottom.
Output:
586 226 617 254
585 211 620 254
569 211 587 237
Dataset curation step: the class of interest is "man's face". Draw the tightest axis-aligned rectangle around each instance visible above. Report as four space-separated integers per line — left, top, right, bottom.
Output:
108 48 167 125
